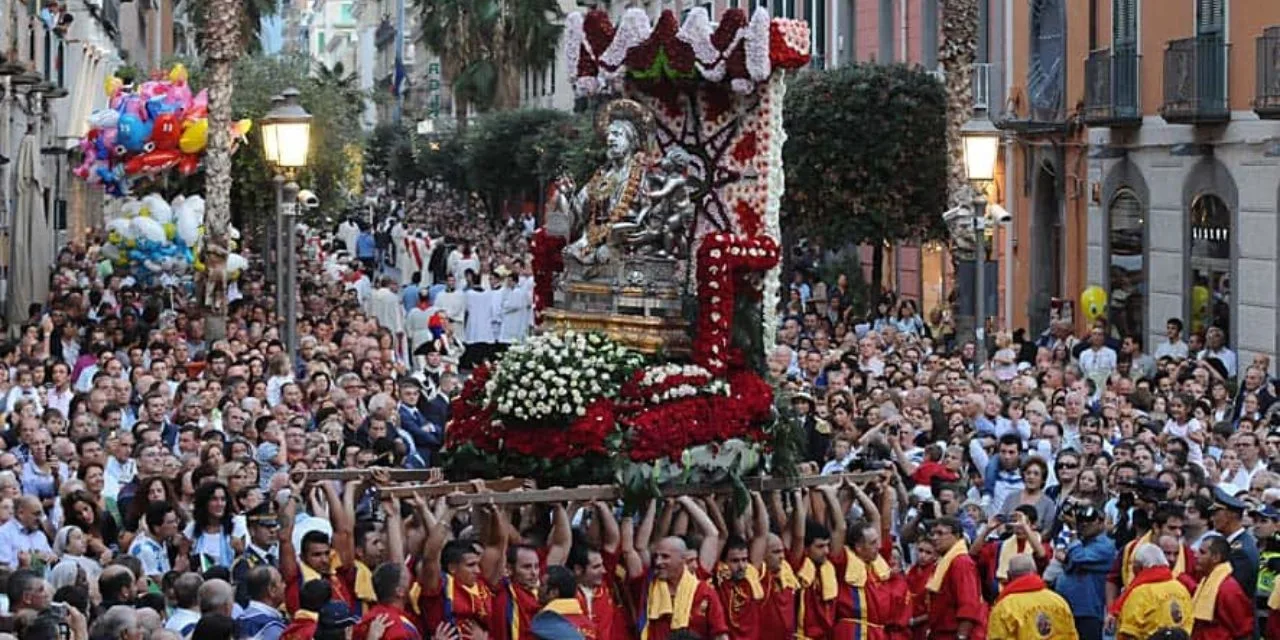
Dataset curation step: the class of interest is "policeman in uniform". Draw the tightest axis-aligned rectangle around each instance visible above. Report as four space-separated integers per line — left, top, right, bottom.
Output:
1252 505 1280 636
233 502 282 606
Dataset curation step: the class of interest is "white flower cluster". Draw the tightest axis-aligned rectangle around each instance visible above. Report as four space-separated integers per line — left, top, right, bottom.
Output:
484 331 645 423
639 364 731 404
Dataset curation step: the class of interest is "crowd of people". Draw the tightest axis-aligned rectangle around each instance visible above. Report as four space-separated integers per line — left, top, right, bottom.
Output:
0 187 1274 640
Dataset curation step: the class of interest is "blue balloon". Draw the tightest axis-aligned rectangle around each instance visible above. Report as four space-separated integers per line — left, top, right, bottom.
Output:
145 97 180 120
117 114 153 154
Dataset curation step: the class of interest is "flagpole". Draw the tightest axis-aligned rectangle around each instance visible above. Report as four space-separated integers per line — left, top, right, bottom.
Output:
394 0 405 125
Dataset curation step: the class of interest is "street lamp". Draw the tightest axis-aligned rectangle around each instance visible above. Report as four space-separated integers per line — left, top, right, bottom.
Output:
260 88 312 363
961 115 1000 367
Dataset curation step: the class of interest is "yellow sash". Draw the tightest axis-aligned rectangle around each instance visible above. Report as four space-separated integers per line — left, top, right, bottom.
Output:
292 610 319 622
544 598 584 616
1192 562 1232 622
1121 533 1185 585
766 562 801 591
1270 585 1280 611
646 569 699 632
351 560 376 603
843 553 890 587
995 537 1033 581
926 538 968 593
795 557 839 601
714 562 764 599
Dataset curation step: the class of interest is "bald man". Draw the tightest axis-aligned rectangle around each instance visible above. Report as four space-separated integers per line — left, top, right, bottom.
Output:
630 537 728 640
758 531 797 640
0 496 52 568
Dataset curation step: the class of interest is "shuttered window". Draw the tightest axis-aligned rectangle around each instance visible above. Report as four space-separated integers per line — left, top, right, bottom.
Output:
1112 0 1136 45
1197 0 1223 35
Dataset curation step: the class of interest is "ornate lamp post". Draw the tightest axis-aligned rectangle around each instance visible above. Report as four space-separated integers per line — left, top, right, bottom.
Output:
260 88 312 362
961 115 1000 366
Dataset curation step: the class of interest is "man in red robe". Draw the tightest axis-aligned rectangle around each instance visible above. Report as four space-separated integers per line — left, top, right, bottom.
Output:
925 517 987 640
281 579 332 640
356 563 423 640
787 486 846 640
629 537 728 640
713 536 763 640
833 519 895 640
419 539 496 640
491 544 545 640
280 482 358 613
758 534 797 640
571 544 628 640
1190 537 1254 640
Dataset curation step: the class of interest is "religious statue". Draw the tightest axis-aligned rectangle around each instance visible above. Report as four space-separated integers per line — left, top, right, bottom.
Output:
550 100 653 267
623 147 695 259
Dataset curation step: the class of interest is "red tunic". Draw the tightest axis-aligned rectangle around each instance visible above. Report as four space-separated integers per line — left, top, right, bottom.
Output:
713 572 762 640
489 579 542 640
628 573 729 640
285 563 358 614
904 562 934 640
973 539 1052 600
759 566 797 640
1190 576 1255 640
924 554 987 640
356 603 423 640
788 554 837 640
578 550 630 640
831 549 894 640
280 614 318 640
879 573 911 640
420 574 496 640
557 610 600 640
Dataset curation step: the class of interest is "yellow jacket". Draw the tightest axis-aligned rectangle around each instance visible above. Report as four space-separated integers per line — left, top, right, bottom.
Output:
987 582 1078 640
1117 579 1193 639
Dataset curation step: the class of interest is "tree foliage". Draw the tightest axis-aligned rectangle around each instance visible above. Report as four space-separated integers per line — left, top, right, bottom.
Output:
782 64 949 246
414 0 564 120
172 53 366 231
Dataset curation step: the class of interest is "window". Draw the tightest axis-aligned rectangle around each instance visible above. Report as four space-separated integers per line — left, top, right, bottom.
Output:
1188 194 1231 342
1196 0 1223 35
1107 189 1145 339
1113 0 1136 45
811 0 825 66
340 2 356 25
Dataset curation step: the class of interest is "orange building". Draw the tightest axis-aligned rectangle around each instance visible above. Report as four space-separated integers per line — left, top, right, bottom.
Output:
1083 0 1280 366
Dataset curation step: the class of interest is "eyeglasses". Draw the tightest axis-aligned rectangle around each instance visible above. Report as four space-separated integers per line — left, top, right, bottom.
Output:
1058 463 1080 470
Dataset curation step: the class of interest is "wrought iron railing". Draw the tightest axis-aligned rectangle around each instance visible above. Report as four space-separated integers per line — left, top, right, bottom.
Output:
1161 34 1229 123
1084 45 1141 125
1255 27 1280 118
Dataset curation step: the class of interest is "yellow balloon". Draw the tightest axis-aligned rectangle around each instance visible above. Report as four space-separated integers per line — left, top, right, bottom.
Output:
179 119 209 154
115 255 129 266
1080 285 1108 325
104 76 122 98
138 207 151 218
169 63 189 84
232 119 253 138
1191 285 1211 333
193 259 206 272
107 231 121 246
125 238 137 249
163 223 177 241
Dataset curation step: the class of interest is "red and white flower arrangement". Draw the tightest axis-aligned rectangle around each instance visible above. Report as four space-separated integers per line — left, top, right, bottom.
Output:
530 228 566 324
693 233 780 375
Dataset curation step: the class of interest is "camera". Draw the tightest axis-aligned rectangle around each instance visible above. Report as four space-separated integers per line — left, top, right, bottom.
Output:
987 203 1013 224
848 458 893 472
297 189 320 209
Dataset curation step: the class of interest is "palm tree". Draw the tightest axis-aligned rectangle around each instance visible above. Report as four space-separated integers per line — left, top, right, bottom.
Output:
939 0 979 210
200 0 246 340
187 0 277 55
416 0 563 129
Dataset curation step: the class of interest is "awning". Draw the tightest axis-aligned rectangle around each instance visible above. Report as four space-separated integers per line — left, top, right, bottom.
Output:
7 132 49 325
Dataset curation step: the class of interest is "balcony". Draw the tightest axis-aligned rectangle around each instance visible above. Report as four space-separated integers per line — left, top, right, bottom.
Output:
1256 27 1280 119
1084 45 1142 127
1161 34 1230 124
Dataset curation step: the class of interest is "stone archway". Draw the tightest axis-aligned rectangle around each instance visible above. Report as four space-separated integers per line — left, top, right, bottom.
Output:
1028 153 1064 336
1181 157 1239 346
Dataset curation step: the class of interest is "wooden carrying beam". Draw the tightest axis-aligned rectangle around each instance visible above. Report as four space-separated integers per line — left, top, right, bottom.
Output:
374 478 527 498
441 473 882 507
306 469 445 482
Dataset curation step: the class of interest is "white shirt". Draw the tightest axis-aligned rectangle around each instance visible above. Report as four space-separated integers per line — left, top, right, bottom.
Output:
1079 346 1118 381
165 608 200 633
1154 339 1189 361
370 287 406 336
127 532 171 578
463 289 499 344
1163 417 1205 466
4 386 42 414
104 457 136 500
498 283 532 344
1200 346 1238 378
0 519 51 568
436 289 467 324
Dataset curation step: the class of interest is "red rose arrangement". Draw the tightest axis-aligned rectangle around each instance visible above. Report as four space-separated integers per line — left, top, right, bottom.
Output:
693 234 780 375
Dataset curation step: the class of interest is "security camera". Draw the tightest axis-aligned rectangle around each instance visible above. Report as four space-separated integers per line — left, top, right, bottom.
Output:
941 204 972 223
988 203 1012 224
297 189 320 209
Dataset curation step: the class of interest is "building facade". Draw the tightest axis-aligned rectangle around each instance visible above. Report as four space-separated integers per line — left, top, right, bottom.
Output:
1084 1 1280 366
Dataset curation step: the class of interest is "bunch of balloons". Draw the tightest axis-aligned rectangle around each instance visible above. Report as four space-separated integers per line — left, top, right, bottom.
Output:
101 193 249 283
73 64 253 197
